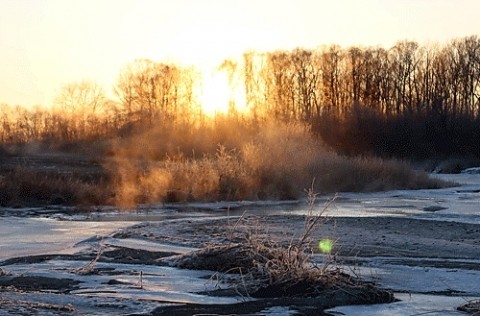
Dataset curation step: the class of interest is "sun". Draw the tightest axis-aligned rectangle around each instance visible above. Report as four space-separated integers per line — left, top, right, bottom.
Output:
199 70 231 116
198 67 248 117
166 20 257 116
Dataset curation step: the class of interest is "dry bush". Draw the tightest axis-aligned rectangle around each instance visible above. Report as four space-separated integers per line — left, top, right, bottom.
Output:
175 186 333 286
236 186 337 293
241 122 317 199
173 189 394 302
107 120 310 206
110 116 260 161
109 145 256 207
172 196 337 296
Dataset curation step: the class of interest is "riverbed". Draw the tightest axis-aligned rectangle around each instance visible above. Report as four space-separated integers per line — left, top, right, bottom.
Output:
0 172 479 315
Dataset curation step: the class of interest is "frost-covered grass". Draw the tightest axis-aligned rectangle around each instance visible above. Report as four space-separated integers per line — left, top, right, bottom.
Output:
0 167 111 207
108 119 448 208
0 118 449 207
458 300 480 315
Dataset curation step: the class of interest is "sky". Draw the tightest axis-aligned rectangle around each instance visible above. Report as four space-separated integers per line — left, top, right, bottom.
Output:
0 0 479 108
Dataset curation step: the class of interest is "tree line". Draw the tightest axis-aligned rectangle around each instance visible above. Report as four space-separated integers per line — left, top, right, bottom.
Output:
244 37 480 121
1 36 479 159
239 36 480 158
0 60 200 145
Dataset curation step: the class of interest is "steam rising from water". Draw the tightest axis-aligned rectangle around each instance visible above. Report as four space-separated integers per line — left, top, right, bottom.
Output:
104 119 443 209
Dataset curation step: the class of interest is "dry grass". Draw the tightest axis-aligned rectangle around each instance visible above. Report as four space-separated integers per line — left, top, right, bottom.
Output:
312 155 447 192
0 299 75 313
172 187 374 298
170 189 394 307
0 117 450 208
0 168 111 207
459 300 480 315
107 118 449 208
73 244 104 275
237 185 340 295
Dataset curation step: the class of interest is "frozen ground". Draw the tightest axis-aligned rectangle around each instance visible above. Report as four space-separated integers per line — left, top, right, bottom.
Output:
0 216 134 261
0 172 479 315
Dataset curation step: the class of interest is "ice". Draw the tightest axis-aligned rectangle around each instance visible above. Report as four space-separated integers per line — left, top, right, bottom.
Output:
1 172 480 314
102 237 197 254
327 293 474 316
267 172 480 224
0 217 136 261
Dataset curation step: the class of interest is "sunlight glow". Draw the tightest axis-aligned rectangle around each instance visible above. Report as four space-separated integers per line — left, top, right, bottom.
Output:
198 66 248 117
1 0 478 107
199 71 231 116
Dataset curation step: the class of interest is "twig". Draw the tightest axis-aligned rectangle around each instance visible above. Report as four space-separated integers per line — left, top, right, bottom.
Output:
229 210 248 240
298 188 337 247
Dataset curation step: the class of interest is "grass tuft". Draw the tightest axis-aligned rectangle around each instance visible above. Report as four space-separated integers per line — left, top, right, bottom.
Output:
172 186 393 302
458 300 480 315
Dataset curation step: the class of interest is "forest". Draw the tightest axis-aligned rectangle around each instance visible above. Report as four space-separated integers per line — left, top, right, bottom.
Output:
1 35 479 206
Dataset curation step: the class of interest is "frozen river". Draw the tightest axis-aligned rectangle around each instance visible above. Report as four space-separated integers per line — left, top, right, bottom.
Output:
0 217 135 261
0 171 479 315
290 172 480 224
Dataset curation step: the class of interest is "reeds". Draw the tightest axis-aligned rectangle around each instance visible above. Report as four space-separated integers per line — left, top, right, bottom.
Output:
0 168 111 207
0 117 449 207
108 119 448 207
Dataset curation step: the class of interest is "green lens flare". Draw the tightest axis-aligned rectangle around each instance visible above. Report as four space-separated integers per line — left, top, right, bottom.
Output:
318 239 333 254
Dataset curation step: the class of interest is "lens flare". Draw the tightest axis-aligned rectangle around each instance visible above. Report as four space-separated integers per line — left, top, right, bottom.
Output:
318 239 334 254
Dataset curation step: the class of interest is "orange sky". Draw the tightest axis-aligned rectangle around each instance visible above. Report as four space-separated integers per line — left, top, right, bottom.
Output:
0 0 479 108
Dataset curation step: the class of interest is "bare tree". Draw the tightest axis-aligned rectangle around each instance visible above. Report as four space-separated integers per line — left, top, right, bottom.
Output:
55 80 106 116
115 59 195 123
